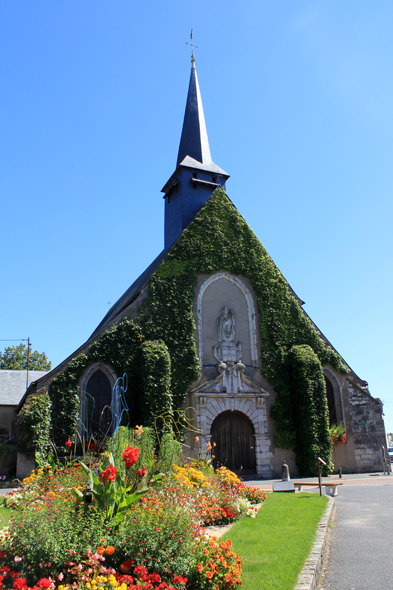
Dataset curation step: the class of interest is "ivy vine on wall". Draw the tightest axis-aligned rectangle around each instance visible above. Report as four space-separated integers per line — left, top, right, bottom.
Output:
30 321 173 448
142 188 348 475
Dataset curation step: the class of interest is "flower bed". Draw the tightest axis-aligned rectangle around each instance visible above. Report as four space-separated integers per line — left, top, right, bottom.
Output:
0 428 266 590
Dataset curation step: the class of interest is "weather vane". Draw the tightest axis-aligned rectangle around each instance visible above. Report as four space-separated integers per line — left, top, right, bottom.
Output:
186 29 198 65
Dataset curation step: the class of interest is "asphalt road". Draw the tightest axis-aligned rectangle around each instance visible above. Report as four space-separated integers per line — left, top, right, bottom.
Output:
320 483 393 590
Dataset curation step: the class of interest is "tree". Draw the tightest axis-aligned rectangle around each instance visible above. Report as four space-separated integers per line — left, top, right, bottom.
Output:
0 343 51 371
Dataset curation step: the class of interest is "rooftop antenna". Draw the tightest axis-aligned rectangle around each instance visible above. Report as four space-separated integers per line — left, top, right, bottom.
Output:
186 29 198 67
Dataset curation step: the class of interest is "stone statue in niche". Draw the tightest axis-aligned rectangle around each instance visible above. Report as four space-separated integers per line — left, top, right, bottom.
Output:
214 306 242 364
218 306 236 344
213 306 245 394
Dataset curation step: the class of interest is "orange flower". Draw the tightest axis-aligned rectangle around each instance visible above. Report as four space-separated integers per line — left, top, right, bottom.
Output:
203 548 209 555
197 563 204 573
96 546 105 555
206 572 213 579
105 546 115 555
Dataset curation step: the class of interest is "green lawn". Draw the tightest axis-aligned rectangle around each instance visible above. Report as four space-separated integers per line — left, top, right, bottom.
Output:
222 492 328 590
0 497 12 529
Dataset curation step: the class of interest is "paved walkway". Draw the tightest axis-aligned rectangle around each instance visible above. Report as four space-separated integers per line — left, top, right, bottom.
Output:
319 482 393 590
248 472 393 590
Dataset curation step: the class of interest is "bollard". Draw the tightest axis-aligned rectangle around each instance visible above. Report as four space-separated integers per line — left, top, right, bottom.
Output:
339 467 342 478
281 460 290 481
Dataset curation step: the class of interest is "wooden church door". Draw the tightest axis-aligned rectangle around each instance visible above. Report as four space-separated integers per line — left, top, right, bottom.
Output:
211 410 256 475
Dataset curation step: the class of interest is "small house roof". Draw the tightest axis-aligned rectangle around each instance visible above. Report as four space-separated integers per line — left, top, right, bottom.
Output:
0 370 49 406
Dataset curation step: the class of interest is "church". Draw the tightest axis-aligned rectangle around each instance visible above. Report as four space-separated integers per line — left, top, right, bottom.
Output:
18 53 387 479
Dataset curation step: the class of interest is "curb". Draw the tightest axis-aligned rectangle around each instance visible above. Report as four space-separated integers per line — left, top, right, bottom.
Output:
294 496 335 590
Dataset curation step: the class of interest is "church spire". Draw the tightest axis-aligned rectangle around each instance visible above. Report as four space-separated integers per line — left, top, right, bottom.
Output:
176 57 212 167
162 45 229 250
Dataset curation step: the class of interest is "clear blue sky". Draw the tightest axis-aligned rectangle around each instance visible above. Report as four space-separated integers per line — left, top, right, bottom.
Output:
1 1 392 429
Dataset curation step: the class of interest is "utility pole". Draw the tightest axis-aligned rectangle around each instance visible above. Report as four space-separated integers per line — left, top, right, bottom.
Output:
26 337 31 390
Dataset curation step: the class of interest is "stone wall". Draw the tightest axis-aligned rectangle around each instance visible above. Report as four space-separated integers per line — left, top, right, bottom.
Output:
347 380 386 472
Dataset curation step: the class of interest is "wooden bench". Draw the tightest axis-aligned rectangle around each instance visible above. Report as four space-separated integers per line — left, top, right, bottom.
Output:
293 481 343 497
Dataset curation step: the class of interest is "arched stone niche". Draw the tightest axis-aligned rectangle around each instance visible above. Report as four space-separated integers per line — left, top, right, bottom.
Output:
323 367 344 427
197 272 258 367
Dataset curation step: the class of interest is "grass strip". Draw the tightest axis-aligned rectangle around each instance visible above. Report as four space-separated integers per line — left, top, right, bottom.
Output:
0 497 12 529
222 492 328 590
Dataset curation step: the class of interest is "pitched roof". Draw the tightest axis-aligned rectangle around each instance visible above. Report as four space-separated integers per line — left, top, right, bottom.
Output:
0 370 49 405
90 248 169 338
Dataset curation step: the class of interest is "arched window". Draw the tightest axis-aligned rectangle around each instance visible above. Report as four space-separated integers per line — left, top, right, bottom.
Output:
85 369 113 436
325 376 338 426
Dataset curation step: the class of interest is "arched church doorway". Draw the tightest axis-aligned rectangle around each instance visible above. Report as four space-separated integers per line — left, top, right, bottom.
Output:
324 376 337 426
211 410 256 475
85 369 113 436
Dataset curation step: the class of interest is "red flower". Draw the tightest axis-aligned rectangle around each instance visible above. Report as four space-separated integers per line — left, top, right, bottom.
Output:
172 575 188 585
37 579 51 589
122 446 139 468
101 464 117 483
119 560 132 574
0 551 6 559
136 466 147 478
149 573 161 583
133 565 148 582
14 578 27 590
65 439 72 448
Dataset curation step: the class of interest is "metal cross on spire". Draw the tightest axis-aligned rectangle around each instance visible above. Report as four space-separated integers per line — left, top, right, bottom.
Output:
186 29 198 66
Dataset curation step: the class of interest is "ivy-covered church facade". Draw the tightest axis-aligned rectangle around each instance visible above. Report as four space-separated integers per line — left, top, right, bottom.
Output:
20 56 386 478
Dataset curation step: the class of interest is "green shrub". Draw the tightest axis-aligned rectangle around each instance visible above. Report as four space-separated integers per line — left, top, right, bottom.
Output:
19 394 52 463
156 431 182 474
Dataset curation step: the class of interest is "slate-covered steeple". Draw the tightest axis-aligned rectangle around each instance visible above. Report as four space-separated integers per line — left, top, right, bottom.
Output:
162 56 229 250
176 61 212 167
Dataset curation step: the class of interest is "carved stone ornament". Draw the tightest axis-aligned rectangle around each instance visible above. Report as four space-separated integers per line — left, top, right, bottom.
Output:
209 306 245 394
